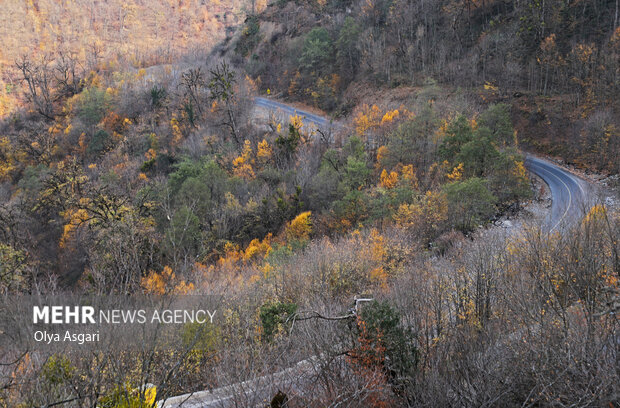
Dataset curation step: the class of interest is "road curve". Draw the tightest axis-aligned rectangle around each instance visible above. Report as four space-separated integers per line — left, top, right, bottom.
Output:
525 156 591 233
255 98 594 234
156 102 593 408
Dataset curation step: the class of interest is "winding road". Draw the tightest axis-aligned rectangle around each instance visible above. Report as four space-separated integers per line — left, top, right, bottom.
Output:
157 99 595 408
524 156 592 232
254 97 593 232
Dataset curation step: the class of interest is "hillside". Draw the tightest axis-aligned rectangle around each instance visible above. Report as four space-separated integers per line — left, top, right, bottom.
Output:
229 0 619 174
0 1 617 407
0 0 244 117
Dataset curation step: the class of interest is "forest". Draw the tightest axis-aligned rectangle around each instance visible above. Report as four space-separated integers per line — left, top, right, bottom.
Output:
0 0 618 407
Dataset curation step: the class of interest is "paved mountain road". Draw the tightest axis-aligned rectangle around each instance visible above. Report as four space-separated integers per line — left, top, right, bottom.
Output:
525 156 592 232
157 99 594 408
256 97 594 232
254 97 331 129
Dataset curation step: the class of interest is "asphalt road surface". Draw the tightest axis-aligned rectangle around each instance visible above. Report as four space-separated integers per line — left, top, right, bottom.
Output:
525 156 591 232
254 97 332 129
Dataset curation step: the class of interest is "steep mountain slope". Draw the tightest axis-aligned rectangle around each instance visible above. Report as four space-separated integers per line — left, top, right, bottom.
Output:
229 0 619 174
0 0 244 117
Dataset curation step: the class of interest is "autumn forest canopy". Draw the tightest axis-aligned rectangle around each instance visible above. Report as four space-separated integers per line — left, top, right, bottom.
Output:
0 0 618 407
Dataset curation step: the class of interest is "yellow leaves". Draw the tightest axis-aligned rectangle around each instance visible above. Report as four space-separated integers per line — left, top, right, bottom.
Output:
379 169 398 189
276 123 282 133
48 123 62 135
104 87 119 99
393 190 448 236
512 160 527 181
244 233 272 262
481 82 498 102
232 140 255 180
59 208 89 248
583 204 607 224
369 228 386 263
379 165 417 190
483 81 498 92
138 172 148 181
256 139 272 164
447 163 464 181
370 266 388 289
83 71 103 89
353 104 382 137
144 386 157 406
285 211 312 242
77 133 87 155
289 114 304 132
141 266 194 295
393 203 422 229
259 262 274 279
380 109 399 125
376 145 389 166
218 242 242 268
211 100 218 113
400 164 417 188
88 163 97 170
0 137 15 180
434 119 449 143
539 33 558 55
217 233 273 277
145 148 157 161
170 115 183 146
572 43 595 63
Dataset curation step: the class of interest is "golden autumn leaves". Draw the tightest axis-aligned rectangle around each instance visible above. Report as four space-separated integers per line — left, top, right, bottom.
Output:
141 211 314 295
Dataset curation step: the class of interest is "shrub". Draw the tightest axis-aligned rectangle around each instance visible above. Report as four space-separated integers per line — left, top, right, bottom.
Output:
260 301 298 341
87 129 111 156
444 177 497 232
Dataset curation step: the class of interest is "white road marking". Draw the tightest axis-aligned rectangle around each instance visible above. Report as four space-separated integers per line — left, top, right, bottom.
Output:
529 161 572 233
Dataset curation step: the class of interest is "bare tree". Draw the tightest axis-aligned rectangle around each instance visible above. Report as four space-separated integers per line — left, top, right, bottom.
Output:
15 54 55 120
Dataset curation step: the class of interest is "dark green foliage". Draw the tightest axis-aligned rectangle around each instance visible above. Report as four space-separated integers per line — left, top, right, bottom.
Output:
336 17 361 78
182 321 218 354
444 177 497 232
479 104 514 146
87 129 111 156
299 27 334 75
456 127 500 178
438 115 475 162
383 104 438 172
236 16 261 57
260 301 298 341
342 156 370 191
275 124 302 161
149 85 167 109
77 87 110 127
41 354 75 386
183 101 197 127
270 391 288 408
488 150 532 206
357 301 418 390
